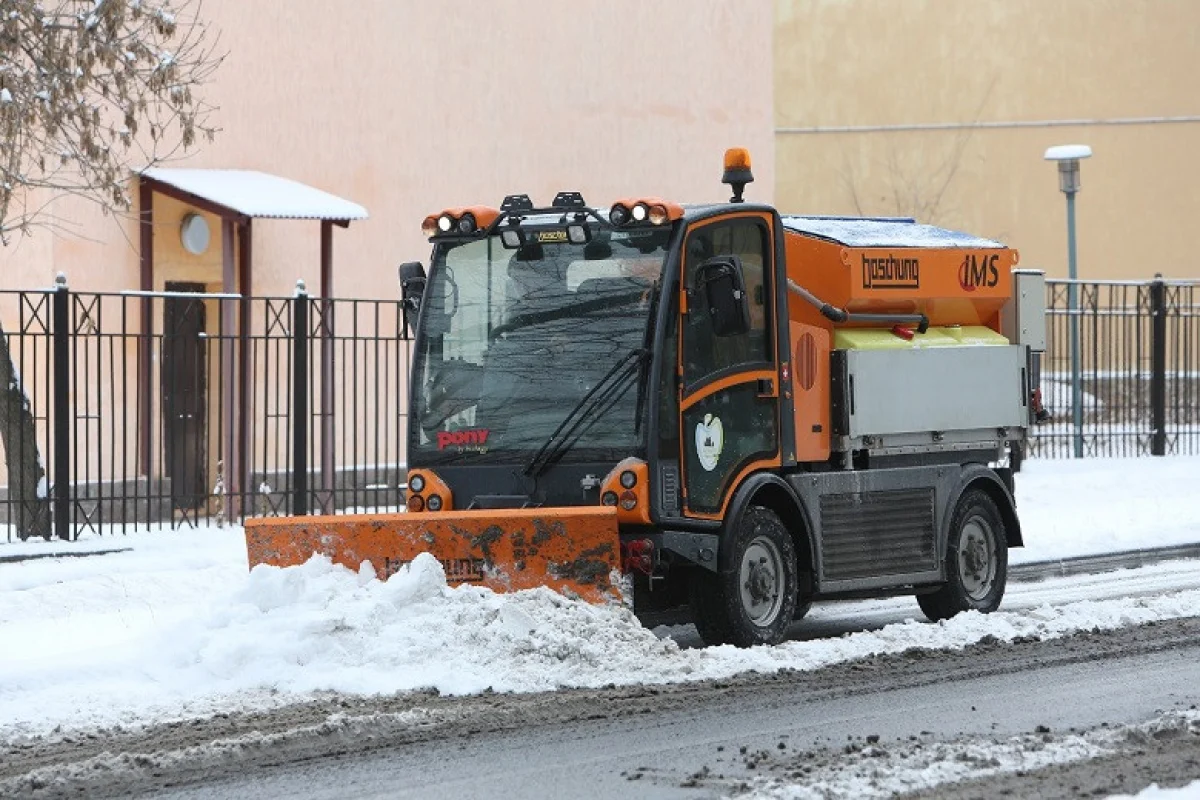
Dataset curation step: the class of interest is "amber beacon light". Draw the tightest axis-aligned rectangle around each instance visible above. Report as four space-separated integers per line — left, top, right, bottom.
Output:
722 148 754 203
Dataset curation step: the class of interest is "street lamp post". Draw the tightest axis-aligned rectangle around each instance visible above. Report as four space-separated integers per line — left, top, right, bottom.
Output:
1044 144 1092 458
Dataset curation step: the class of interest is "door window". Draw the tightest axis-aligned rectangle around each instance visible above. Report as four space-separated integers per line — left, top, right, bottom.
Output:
683 219 771 388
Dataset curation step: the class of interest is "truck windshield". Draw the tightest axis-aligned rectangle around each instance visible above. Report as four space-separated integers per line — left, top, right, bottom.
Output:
410 227 670 465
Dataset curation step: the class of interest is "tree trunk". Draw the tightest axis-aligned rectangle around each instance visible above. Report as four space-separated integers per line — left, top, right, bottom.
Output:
0 321 51 541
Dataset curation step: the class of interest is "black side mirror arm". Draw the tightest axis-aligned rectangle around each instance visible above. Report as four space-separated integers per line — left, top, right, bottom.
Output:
398 261 427 337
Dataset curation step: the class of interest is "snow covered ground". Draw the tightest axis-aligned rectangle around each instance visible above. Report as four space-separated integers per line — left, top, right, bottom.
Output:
0 456 1198 749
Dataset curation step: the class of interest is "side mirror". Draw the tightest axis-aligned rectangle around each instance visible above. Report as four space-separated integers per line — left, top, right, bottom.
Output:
398 261 426 337
696 256 750 337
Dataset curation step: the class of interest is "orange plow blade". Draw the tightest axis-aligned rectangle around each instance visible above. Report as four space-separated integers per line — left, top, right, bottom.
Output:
244 507 624 604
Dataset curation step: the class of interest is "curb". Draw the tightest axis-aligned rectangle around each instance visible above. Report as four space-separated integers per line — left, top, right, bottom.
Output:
1011 543 1200 582
0 547 133 565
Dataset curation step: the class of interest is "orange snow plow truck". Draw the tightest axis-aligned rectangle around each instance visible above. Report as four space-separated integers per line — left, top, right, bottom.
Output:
246 149 1047 647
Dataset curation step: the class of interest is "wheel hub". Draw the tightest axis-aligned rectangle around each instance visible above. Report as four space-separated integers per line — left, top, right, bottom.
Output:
745 557 776 604
739 537 784 626
963 537 986 574
958 517 996 600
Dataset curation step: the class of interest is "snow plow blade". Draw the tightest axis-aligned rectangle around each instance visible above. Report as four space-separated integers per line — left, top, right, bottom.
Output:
243 507 624 604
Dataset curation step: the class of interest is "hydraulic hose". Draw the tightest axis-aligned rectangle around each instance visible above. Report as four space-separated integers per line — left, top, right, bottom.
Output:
786 278 929 333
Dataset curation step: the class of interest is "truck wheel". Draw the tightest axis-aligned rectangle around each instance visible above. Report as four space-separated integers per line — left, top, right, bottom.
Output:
918 488 1008 622
691 506 798 647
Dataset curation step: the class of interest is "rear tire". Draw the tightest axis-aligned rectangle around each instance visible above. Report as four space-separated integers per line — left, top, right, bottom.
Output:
918 488 1008 622
691 506 798 647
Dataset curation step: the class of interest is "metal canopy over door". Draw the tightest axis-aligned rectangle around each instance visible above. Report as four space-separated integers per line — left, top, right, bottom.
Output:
678 213 781 518
162 282 208 514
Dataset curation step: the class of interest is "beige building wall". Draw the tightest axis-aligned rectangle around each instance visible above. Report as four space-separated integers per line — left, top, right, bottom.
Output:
1 0 774 295
775 0 1200 281
0 1 774 499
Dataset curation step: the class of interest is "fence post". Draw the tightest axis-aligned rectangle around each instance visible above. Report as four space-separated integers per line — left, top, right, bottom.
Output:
52 273 71 540
1149 274 1167 456
292 281 309 515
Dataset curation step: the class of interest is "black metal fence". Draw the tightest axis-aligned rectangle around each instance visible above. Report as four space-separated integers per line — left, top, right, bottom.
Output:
2 275 1196 540
0 280 412 541
1029 277 1200 458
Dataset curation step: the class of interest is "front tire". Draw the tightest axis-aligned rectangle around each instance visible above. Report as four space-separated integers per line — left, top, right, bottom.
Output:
918 488 1008 622
691 506 798 647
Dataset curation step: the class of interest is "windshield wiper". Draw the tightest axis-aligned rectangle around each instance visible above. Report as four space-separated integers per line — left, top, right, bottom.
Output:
523 347 648 479
489 289 646 342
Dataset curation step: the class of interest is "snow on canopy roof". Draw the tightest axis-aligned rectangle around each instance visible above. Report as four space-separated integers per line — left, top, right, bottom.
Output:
782 215 1005 249
140 168 368 222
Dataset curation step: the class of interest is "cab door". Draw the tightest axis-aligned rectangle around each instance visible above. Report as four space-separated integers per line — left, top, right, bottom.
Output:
678 213 780 518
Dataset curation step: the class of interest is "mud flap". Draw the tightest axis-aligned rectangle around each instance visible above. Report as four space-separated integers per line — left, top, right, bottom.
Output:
244 507 624 604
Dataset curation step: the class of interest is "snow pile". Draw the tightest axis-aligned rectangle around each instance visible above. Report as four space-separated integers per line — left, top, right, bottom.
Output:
5 551 1200 741
744 733 1104 799
740 710 1200 800
157 553 678 697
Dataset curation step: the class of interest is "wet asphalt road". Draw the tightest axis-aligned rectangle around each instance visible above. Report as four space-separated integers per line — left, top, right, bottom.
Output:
135 617 1200 800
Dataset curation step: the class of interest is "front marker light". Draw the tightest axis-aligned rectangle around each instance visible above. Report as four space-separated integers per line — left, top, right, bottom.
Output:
601 491 618 506
619 470 637 489
609 204 629 226
457 213 477 234
648 204 669 225
408 474 425 493
421 217 438 237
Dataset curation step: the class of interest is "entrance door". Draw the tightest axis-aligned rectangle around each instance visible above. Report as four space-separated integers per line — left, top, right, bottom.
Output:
678 214 780 517
162 282 208 513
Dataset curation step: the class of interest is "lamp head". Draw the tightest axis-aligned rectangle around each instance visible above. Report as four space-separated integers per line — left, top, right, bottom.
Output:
1044 145 1092 194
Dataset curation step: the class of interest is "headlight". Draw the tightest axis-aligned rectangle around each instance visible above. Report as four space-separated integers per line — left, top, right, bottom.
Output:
457 213 477 234
437 215 453 232
601 491 618 507
631 203 648 222
427 494 443 511
609 204 629 226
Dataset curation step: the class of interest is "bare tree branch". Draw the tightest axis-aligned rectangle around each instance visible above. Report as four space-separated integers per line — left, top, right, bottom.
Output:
0 0 222 539
0 0 224 243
